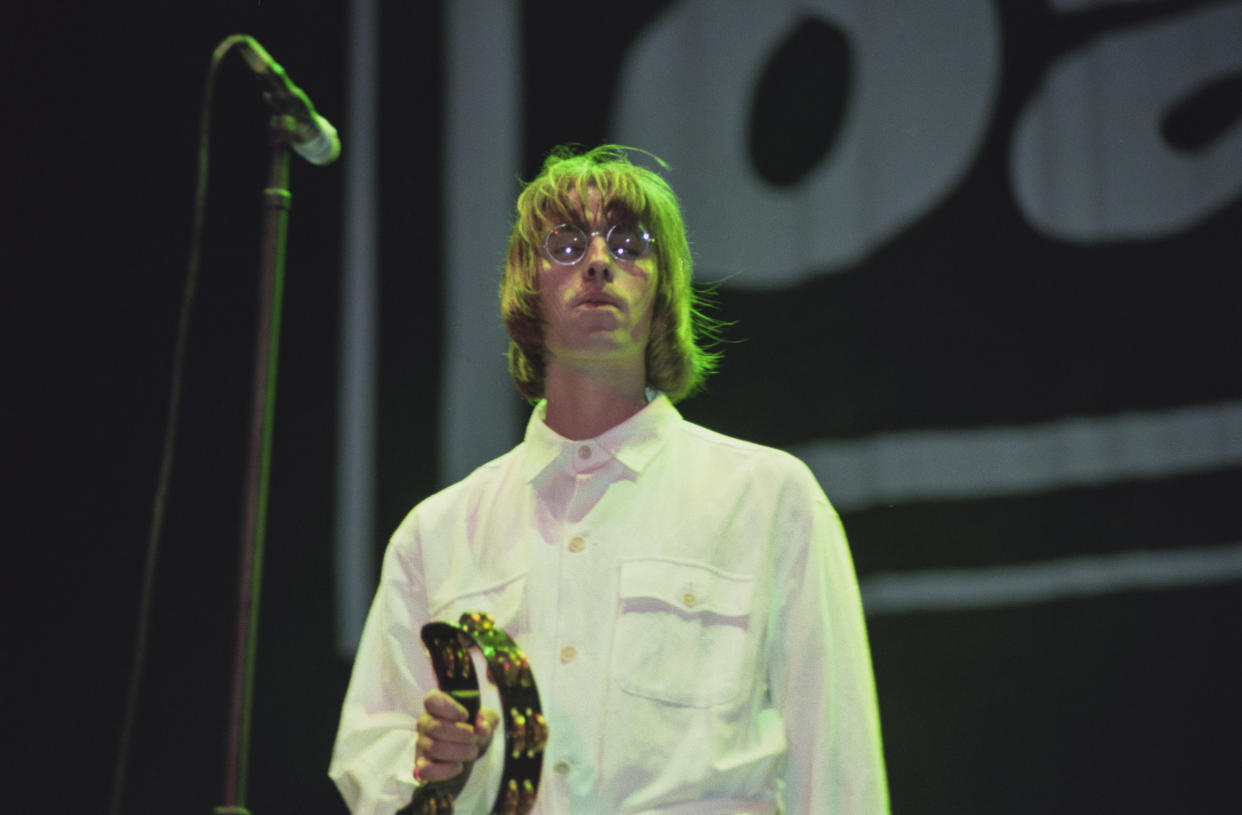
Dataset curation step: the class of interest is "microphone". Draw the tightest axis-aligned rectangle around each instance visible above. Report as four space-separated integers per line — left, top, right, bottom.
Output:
235 36 341 166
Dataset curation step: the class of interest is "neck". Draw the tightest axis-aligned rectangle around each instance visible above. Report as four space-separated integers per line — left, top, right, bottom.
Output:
542 358 647 440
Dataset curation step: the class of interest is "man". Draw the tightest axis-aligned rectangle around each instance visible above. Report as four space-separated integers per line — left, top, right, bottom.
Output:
330 145 889 814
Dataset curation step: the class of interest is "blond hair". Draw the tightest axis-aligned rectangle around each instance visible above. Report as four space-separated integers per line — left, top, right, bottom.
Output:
500 145 720 402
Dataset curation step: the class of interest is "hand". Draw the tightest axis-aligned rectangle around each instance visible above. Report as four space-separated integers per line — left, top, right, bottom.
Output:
414 689 500 784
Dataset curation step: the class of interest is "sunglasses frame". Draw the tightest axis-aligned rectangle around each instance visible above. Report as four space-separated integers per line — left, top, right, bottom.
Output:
542 222 655 266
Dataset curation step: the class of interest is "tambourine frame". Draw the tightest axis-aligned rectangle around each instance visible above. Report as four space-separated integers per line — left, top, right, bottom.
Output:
408 612 547 815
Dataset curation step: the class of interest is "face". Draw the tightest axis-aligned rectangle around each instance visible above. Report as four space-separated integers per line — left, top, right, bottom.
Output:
537 188 658 371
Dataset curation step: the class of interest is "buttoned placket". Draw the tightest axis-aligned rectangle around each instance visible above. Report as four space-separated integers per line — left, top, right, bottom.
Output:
520 404 669 814
539 437 620 812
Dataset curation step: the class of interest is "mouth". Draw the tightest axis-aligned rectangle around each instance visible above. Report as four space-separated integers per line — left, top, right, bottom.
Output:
574 294 623 310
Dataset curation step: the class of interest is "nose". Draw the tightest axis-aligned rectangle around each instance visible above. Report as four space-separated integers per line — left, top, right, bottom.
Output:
582 234 613 281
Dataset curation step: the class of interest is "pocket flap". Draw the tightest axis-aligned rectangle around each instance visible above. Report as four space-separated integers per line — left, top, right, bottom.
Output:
428 571 528 622
619 557 754 617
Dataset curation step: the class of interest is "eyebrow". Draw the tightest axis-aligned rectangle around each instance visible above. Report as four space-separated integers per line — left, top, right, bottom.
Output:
540 205 643 234
567 201 641 230
602 201 641 224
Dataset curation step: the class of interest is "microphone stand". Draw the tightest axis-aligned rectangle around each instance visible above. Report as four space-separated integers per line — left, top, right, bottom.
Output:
216 113 295 815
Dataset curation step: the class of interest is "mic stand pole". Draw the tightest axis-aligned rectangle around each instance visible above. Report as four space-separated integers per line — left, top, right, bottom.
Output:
216 113 295 815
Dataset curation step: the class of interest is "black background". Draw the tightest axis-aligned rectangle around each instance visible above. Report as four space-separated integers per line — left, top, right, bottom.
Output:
11 1 1240 814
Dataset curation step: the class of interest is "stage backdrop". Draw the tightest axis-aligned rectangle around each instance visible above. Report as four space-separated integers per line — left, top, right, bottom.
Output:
402 1 1240 812
28 1 1239 814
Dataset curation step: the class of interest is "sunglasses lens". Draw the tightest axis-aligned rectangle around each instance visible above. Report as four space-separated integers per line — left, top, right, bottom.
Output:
608 225 652 262
545 224 587 265
544 223 653 265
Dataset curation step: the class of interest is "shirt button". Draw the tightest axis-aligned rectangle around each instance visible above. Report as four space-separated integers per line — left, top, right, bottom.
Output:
560 645 578 663
577 445 591 459
682 592 697 607
567 536 585 553
553 760 570 776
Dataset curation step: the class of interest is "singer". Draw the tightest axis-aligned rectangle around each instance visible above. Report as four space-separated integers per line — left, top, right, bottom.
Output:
328 145 889 814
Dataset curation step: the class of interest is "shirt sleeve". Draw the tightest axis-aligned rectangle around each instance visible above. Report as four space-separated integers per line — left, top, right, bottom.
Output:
769 467 890 814
328 515 497 815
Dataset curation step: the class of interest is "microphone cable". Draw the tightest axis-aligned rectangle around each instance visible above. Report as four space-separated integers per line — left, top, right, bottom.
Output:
108 34 252 815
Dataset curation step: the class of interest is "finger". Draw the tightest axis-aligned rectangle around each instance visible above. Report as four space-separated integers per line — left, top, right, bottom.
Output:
418 712 477 744
423 689 469 722
476 708 501 740
418 731 483 763
414 755 464 784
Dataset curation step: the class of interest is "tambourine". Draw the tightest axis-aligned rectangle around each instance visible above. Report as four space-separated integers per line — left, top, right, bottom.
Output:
408 612 548 815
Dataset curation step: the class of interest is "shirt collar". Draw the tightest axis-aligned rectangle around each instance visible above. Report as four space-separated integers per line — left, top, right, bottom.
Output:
518 394 678 482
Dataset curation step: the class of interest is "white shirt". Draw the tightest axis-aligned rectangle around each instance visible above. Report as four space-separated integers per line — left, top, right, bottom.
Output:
330 396 888 815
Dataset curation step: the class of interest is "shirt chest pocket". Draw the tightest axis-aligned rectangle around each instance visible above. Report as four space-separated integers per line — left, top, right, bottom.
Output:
612 557 758 708
428 571 529 640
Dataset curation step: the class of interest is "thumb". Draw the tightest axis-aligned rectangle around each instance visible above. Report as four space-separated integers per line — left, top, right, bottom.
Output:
476 708 501 739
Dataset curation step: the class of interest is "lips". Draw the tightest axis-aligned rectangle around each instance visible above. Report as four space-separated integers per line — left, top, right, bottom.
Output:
572 292 623 310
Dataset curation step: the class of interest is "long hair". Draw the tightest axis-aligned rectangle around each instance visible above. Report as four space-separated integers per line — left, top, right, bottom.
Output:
500 144 721 402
